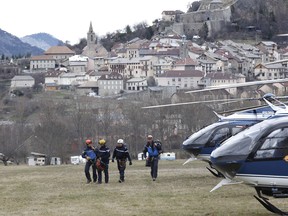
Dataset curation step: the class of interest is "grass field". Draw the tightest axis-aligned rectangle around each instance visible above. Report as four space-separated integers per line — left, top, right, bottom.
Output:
0 160 283 216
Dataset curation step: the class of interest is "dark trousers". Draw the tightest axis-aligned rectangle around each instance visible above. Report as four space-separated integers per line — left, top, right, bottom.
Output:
97 165 109 183
150 157 159 179
117 160 126 181
84 160 97 181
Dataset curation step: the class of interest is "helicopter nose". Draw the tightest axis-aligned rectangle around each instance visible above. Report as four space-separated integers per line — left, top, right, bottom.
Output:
210 156 243 179
182 143 202 156
182 136 205 156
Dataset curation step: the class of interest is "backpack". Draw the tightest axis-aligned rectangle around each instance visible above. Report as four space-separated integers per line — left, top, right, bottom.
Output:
96 159 106 171
154 140 163 153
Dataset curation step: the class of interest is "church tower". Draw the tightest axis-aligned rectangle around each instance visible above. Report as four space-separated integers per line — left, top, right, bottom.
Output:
87 21 96 47
82 21 108 59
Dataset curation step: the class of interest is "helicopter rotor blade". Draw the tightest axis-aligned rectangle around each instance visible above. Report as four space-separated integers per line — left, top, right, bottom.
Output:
185 78 288 94
142 93 288 109
262 98 285 112
218 97 288 115
217 104 266 115
142 98 247 109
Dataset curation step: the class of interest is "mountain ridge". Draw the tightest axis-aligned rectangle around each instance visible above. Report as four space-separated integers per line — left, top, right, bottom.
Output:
1 0 288 57
20 33 64 51
0 28 44 57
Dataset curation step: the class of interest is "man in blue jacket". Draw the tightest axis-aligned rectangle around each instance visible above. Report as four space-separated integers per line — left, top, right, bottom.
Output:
81 139 97 184
143 135 163 181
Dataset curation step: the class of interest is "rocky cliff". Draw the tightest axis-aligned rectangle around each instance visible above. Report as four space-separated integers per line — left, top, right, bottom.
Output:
179 0 288 40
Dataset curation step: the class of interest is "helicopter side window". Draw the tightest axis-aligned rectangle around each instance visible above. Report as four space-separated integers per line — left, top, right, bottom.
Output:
254 128 288 160
208 127 230 147
231 127 245 135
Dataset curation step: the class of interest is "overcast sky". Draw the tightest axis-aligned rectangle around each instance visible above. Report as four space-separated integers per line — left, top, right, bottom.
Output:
1 0 192 45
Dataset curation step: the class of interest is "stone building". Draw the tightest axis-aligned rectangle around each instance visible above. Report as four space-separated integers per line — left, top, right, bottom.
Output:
82 22 109 59
174 0 236 38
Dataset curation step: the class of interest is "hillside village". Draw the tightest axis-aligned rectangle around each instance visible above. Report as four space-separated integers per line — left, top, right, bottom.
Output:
10 19 288 98
5 0 288 99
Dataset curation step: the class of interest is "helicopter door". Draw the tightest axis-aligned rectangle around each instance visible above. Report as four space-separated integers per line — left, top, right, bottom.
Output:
254 127 288 160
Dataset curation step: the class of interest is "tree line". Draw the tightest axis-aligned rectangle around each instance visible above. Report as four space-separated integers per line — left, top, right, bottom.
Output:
0 89 234 165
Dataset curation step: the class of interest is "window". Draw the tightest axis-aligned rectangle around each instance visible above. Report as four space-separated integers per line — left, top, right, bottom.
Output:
208 127 230 147
254 128 288 159
208 126 245 148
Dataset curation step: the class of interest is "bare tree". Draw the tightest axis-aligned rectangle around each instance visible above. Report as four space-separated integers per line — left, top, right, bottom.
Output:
69 98 99 153
0 97 37 165
0 123 33 165
97 101 117 138
121 101 153 157
33 100 71 164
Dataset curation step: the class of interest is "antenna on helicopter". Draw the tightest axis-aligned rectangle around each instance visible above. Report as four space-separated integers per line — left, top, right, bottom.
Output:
212 111 225 120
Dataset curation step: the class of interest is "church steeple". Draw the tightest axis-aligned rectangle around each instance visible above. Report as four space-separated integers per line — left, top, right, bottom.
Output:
88 21 93 33
87 21 96 46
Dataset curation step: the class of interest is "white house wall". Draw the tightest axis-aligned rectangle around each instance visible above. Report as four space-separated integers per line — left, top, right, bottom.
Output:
30 60 56 71
58 73 88 85
98 80 123 96
45 77 58 84
11 80 35 88
69 65 87 73
156 76 202 89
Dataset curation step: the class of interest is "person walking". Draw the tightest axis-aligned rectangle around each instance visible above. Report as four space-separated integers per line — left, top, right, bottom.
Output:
81 139 97 184
143 135 163 181
112 139 132 183
95 139 110 184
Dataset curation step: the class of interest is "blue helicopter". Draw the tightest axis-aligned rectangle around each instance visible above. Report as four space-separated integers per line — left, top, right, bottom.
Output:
210 112 288 215
181 93 288 175
182 94 284 177
143 93 287 176
182 104 275 160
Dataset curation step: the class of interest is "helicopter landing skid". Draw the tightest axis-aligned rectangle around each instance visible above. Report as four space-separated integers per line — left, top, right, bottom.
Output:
206 167 224 178
254 189 288 216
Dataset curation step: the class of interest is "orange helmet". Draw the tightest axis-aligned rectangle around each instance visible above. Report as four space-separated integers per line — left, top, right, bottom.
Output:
86 139 92 145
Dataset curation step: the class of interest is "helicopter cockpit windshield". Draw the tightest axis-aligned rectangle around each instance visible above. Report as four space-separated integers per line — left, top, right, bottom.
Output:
211 115 288 159
182 120 255 157
211 120 266 160
184 122 228 145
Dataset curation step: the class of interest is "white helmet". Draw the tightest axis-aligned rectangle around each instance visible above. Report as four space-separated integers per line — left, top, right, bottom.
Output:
117 139 124 144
